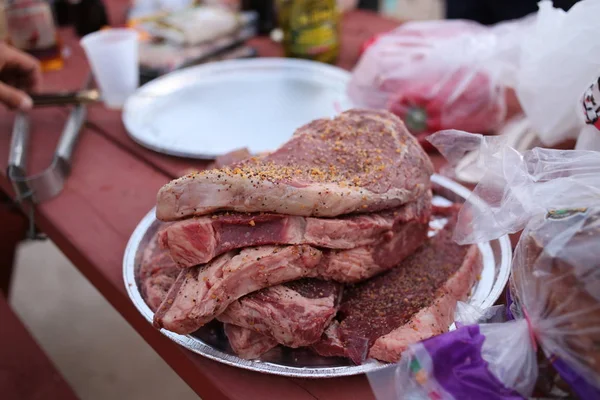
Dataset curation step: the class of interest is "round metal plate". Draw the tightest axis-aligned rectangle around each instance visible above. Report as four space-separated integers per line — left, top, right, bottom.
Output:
123 174 512 378
123 58 353 159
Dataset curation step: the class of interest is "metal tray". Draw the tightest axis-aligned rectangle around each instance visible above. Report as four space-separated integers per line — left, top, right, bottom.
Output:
123 174 512 378
123 58 353 159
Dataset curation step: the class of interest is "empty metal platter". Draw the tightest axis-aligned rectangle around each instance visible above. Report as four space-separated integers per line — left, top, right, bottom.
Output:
123 58 353 159
123 174 512 378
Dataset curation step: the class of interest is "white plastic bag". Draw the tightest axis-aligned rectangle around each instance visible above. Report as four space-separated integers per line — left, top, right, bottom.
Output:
516 0 600 149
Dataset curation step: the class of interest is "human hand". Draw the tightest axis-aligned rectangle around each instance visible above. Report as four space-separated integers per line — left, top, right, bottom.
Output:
0 43 42 110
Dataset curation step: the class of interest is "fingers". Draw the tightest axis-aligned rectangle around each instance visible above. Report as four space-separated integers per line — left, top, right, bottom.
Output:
0 81 32 110
1 43 42 90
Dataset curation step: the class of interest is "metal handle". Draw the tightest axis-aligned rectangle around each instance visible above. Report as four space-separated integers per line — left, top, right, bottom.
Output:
7 112 32 202
54 74 93 171
8 112 29 169
30 89 101 107
55 104 87 167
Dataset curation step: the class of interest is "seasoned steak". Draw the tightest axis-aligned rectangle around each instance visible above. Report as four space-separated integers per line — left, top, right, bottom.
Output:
160 194 430 267
313 216 482 364
218 279 343 348
156 109 433 220
154 214 429 335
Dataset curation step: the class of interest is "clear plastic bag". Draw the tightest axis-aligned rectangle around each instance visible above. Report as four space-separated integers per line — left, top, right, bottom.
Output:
516 0 600 149
348 17 531 143
429 131 600 244
367 133 600 399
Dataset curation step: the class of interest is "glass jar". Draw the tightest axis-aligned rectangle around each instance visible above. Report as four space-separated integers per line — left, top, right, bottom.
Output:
5 0 63 70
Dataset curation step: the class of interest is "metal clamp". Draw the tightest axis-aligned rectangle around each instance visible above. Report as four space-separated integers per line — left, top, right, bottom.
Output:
7 77 91 239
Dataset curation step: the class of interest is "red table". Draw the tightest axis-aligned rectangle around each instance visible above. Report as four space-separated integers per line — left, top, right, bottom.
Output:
0 6 411 400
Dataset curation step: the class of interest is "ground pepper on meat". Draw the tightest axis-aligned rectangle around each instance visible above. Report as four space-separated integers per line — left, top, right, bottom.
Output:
336 221 469 346
183 113 409 190
284 279 342 299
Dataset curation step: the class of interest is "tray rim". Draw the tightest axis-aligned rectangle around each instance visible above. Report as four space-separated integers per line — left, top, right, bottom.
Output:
123 174 512 378
122 58 352 160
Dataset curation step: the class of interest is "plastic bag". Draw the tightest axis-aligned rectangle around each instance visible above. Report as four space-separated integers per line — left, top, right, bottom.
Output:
516 0 600 149
368 322 535 400
348 17 531 144
430 131 600 244
367 132 600 399
454 301 506 326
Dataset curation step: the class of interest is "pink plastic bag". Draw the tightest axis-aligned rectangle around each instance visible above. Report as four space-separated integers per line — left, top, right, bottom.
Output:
348 18 531 144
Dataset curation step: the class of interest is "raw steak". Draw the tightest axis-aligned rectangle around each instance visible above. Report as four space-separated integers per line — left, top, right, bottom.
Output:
160 193 430 267
311 321 347 359
156 109 433 221
154 245 323 333
154 215 429 334
223 324 278 359
218 279 343 348
317 217 428 282
313 217 482 364
139 229 180 312
140 232 344 351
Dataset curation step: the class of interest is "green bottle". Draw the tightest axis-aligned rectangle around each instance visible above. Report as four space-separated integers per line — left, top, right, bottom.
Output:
277 0 339 64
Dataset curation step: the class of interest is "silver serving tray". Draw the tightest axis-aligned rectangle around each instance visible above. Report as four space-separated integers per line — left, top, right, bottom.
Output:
123 58 353 159
123 174 512 378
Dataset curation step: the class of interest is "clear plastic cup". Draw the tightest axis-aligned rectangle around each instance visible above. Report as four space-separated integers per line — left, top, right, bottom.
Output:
81 28 139 109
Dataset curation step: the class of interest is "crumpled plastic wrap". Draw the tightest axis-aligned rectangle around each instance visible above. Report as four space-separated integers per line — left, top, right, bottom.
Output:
348 17 531 144
367 132 600 399
516 0 600 150
430 131 600 244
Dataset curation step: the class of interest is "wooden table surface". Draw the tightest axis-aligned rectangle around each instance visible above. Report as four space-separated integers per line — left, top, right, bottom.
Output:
0 5 412 400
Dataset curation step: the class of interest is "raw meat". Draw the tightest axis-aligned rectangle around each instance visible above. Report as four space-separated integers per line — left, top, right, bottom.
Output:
317 217 428 282
368 245 480 363
313 218 482 364
160 193 430 267
156 109 433 220
139 229 180 312
154 214 429 335
223 324 278 359
218 279 343 348
153 245 323 333
311 321 348 358
140 232 344 351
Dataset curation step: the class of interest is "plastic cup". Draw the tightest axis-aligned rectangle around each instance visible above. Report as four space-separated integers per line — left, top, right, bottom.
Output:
81 28 139 109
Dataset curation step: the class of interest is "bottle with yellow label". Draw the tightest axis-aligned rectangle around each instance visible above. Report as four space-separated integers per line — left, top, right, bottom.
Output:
277 0 339 64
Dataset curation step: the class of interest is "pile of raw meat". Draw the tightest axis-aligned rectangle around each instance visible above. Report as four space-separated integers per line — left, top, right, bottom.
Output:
140 109 482 363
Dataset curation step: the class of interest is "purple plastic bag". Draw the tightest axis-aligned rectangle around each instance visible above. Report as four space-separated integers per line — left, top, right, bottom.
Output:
368 324 529 399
